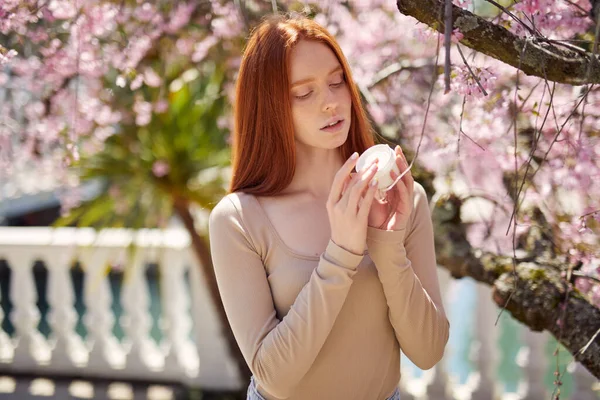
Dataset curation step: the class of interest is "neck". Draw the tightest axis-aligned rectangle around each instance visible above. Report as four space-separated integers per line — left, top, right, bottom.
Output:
283 142 344 200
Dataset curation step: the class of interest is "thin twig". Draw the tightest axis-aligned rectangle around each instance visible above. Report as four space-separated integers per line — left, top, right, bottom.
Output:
571 271 600 285
563 0 590 15
495 36 530 326
536 38 591 57
576 326 600 356
506 63 555 236
461 193 512 213
369 59 430 87
507 72 554 238
507 84 594 234
580 209 600 219
483 0 539 36
444 0 453 93
457 44 488 96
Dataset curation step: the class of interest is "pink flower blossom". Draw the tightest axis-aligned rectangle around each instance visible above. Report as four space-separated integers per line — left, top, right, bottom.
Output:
154 100 168 113
0 48 17 65
152 160 170 177
48 0 77 20
450 65 497 98
133 98 153 126
165 3 195 34
451 29 464 44
134 2 157 23
143 67 162 87
192 36 218 63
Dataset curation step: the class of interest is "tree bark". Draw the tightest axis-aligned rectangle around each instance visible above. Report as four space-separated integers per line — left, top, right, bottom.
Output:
431 192 600 379
395 0 600 85
172 197 252 389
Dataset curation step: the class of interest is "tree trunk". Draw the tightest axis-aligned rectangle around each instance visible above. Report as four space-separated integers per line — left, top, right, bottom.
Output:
172 197 252 389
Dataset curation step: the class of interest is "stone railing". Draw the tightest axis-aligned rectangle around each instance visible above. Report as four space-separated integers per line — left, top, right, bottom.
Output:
0 227 239 392
0 227 597 399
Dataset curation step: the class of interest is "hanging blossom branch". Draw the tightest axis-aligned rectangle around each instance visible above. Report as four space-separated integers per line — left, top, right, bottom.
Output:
395 0 600 84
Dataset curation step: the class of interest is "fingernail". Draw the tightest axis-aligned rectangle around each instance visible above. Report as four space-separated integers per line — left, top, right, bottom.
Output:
370 178 378 187
351 152 358 159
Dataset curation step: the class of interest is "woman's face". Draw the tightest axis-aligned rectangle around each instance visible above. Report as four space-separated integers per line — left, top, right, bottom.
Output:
288 40 352 151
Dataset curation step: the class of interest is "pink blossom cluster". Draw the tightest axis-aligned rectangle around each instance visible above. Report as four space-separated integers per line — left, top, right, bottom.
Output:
449 65 497 98
505 0 592 39
1 0 599 307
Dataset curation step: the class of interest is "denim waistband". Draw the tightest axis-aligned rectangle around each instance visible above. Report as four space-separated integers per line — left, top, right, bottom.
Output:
246 376 401 400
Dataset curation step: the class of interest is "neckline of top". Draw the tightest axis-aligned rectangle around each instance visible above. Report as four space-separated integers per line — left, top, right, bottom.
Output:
244 193 322 261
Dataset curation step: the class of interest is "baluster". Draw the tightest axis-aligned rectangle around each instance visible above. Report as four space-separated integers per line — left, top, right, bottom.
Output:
444 277 477 399
470 281 499 400
0 269 13 362
161 248 198 378
520 329 547 399
46 247 87 369
80 248 124 372
6 252 50 367
425 266 452 400
188 247 241 389
496 309 524 398
571 361 598 400
120 247 163 372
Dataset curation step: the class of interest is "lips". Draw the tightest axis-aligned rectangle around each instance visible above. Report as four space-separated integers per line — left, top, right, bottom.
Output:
320 117 344 130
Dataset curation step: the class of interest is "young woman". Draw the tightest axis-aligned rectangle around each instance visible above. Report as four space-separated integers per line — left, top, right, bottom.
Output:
208 14 449 400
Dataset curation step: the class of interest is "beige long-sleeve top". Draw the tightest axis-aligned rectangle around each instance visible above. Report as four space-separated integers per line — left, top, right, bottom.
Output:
208 182 449 400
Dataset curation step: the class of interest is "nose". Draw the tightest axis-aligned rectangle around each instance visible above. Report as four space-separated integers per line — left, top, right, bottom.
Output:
321 88 339 113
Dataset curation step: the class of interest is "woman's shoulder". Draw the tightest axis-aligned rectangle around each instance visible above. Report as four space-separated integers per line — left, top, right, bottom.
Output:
412 181 428 206
209 191 258 226
408 181 432 228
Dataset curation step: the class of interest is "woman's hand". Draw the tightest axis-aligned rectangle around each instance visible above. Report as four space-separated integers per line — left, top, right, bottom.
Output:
367 145 415 231
327 153 380 255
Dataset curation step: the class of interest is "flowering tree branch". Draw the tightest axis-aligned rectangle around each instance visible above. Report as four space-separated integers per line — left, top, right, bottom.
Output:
396 0 600 85
431 193 600 379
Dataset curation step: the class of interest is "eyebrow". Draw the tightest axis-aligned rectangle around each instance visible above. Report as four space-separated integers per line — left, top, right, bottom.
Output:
291 66 343 88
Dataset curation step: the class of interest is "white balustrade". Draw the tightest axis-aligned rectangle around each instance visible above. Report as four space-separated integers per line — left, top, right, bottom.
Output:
0 227 241 390
46 246 88 369
6 251 51 370
80 247 125 373
0 281 13 363
0 226 598 397
120 247 162 373
161 248 199 378
471 281 500 400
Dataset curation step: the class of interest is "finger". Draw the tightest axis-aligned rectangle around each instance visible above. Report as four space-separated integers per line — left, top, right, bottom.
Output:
346 163 378 210
358 179 379 219
341 172 357 195
329 153 359 206
356 156 380 174
395 148 408 172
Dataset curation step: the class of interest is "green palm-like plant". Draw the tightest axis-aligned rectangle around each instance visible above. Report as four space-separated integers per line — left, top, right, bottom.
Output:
55 58 251 386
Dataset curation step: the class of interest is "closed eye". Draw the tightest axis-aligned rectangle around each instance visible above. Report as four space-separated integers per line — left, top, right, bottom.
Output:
295 91 312 99
330 81 344 88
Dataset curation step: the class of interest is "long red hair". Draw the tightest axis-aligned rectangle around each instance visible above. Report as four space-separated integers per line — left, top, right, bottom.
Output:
229 14 376 196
